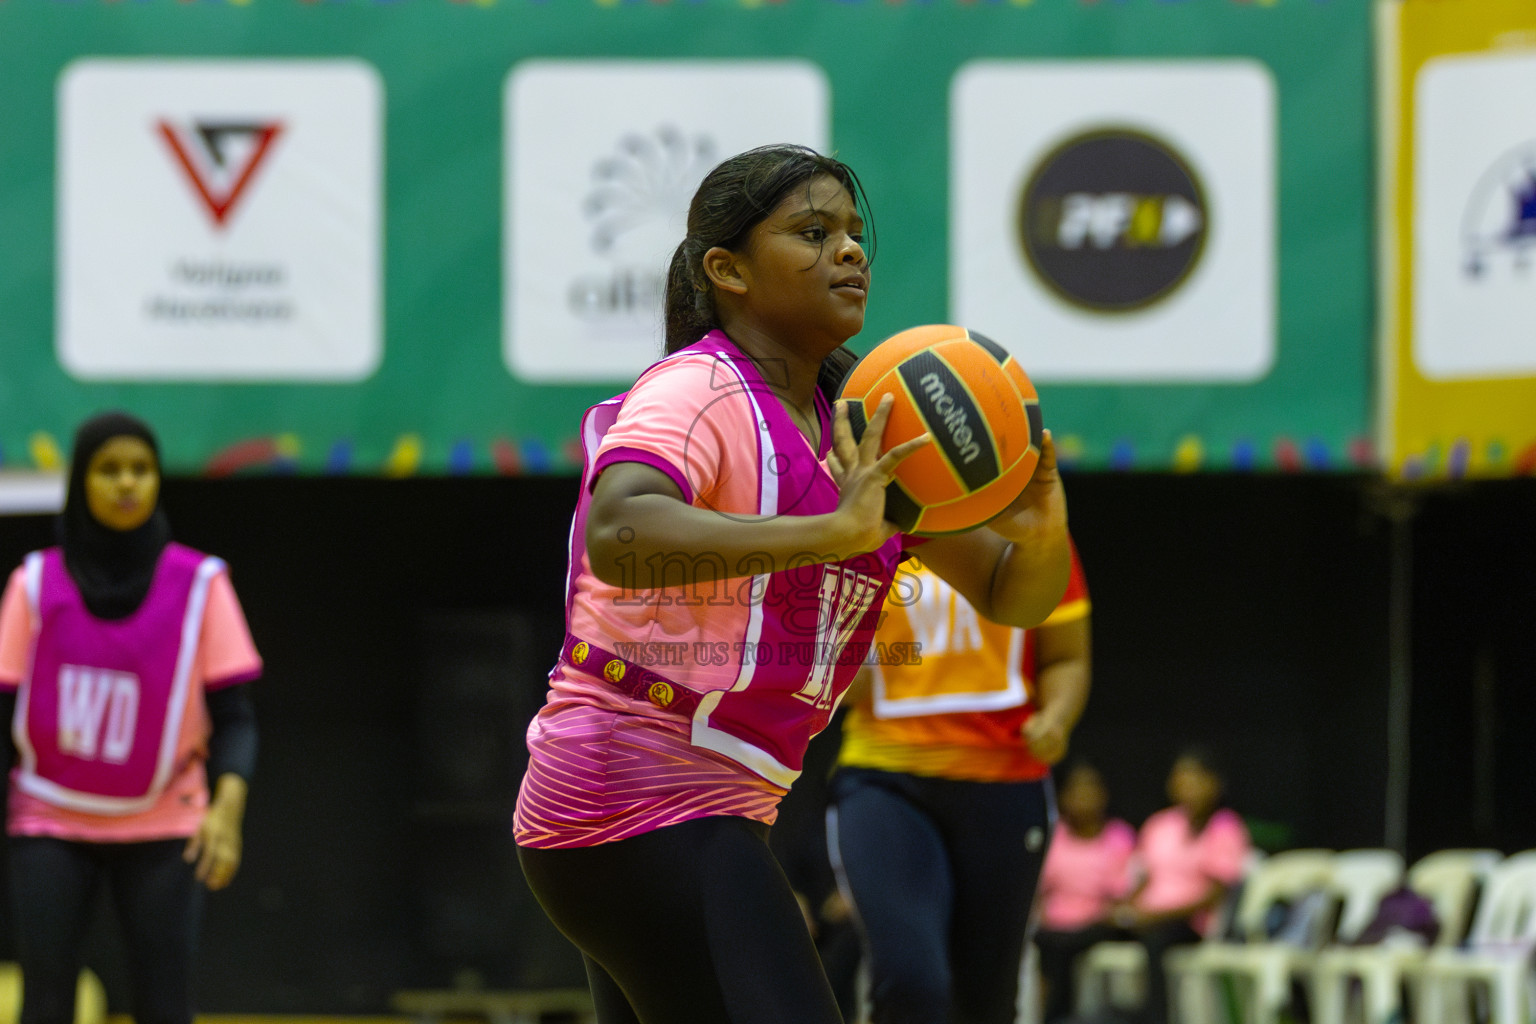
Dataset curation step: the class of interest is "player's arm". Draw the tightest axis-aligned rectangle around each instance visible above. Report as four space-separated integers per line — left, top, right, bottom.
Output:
1022 613 1091 764
586 396 928 588
839 664 875 708
918 431 1070 628
1119 879 1228 929
0 570 30 775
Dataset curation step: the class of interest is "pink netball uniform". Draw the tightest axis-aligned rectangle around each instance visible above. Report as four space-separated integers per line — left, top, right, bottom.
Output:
515 331 906 849
0 544 262 842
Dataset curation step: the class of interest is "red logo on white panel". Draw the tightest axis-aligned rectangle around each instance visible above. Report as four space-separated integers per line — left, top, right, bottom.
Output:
156 120 284 228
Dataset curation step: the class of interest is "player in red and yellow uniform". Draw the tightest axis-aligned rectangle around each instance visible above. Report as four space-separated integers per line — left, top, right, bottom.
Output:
828 541 1090 1024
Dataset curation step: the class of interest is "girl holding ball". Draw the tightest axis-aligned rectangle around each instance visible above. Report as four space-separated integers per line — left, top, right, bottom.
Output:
515 144 1070 1024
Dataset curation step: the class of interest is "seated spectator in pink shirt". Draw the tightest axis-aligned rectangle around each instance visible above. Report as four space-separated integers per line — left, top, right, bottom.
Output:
1034 761 1135 1024
1111 747 1251 1024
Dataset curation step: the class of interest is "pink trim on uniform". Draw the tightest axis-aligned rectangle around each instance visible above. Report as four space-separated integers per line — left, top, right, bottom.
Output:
593 446 695 505
0 553 261 842
206 665 263 690
1039 818 1136 931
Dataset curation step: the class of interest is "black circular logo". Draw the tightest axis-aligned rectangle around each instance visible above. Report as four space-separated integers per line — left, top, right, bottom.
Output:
1018 128 1208 313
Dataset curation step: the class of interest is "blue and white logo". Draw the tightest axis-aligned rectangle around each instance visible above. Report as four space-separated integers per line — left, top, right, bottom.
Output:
1463 142 1536 279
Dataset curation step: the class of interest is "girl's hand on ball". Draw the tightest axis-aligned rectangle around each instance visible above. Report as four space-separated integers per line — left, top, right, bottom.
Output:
1022 429 1060 502
827 395 930 552
992 430 1066 541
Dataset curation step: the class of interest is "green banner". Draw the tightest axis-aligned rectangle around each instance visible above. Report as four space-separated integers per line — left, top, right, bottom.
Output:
0 0 1373 476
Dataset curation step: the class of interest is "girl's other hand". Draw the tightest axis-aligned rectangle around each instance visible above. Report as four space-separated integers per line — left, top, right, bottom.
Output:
1008 429 1062 514
825 395 929 554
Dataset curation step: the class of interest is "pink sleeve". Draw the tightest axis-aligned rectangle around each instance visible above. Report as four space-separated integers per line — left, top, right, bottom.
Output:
1133 808 1164 855
593 354 744 505
1105 819 1138 897
0 567 33 690
1201 808 1251 885
1128 809 1169 886
200 570 262 689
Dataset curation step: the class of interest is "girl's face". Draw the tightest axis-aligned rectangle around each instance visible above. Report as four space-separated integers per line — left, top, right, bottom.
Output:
730 174 869 354
85 436 160 532
1060 766 1108 825
1167 757 1222 816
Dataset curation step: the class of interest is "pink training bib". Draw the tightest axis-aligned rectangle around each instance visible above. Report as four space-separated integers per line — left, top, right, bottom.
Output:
13 544 222 815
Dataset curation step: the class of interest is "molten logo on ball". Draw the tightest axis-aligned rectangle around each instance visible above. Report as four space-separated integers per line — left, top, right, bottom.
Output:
918 372 983 466
839 325 1042 536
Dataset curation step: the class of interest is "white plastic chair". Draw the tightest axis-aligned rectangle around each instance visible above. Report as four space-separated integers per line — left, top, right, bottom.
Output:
1074 851 1267 1019
1075 941 1149 1018
1410 850 1536 1024
1311 849 1501 1024
1176 849 1403 1024
1163 848 1338 1024
1331 851 1411 941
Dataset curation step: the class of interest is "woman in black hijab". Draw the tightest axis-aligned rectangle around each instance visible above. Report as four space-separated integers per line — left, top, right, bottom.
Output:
0 412 262 1024
57 411 173 620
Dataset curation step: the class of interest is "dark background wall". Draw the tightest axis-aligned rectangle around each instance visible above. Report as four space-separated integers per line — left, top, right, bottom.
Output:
1405 482 1536 858
0 472 1529 1012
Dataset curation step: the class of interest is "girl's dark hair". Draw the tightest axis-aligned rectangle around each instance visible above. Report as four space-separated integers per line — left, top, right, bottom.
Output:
1173 745 1224 783
664 144 875 401
1060 759 1105 786
1171 744 1231 826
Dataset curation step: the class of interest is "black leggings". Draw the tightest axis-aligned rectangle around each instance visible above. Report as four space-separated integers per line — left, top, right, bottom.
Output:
1034 923 1122 1024
1034 918 1201 1024
517 815 843 1024
828 768 1053 1024
9 836 203 1024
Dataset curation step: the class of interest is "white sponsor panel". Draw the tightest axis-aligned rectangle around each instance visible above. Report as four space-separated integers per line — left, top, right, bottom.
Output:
1412 51 1536 381
505 61 829 383
950 60 1276 382
57 59 382 381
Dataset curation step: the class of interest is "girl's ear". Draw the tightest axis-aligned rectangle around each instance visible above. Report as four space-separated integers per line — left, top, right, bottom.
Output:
702 246 748 296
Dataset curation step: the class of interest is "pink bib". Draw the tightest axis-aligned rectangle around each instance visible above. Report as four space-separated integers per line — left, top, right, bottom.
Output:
13 544 221 815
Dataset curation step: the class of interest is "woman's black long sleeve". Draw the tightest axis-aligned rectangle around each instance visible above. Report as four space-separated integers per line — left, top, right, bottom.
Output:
0 691 13 772
205 683 257 782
